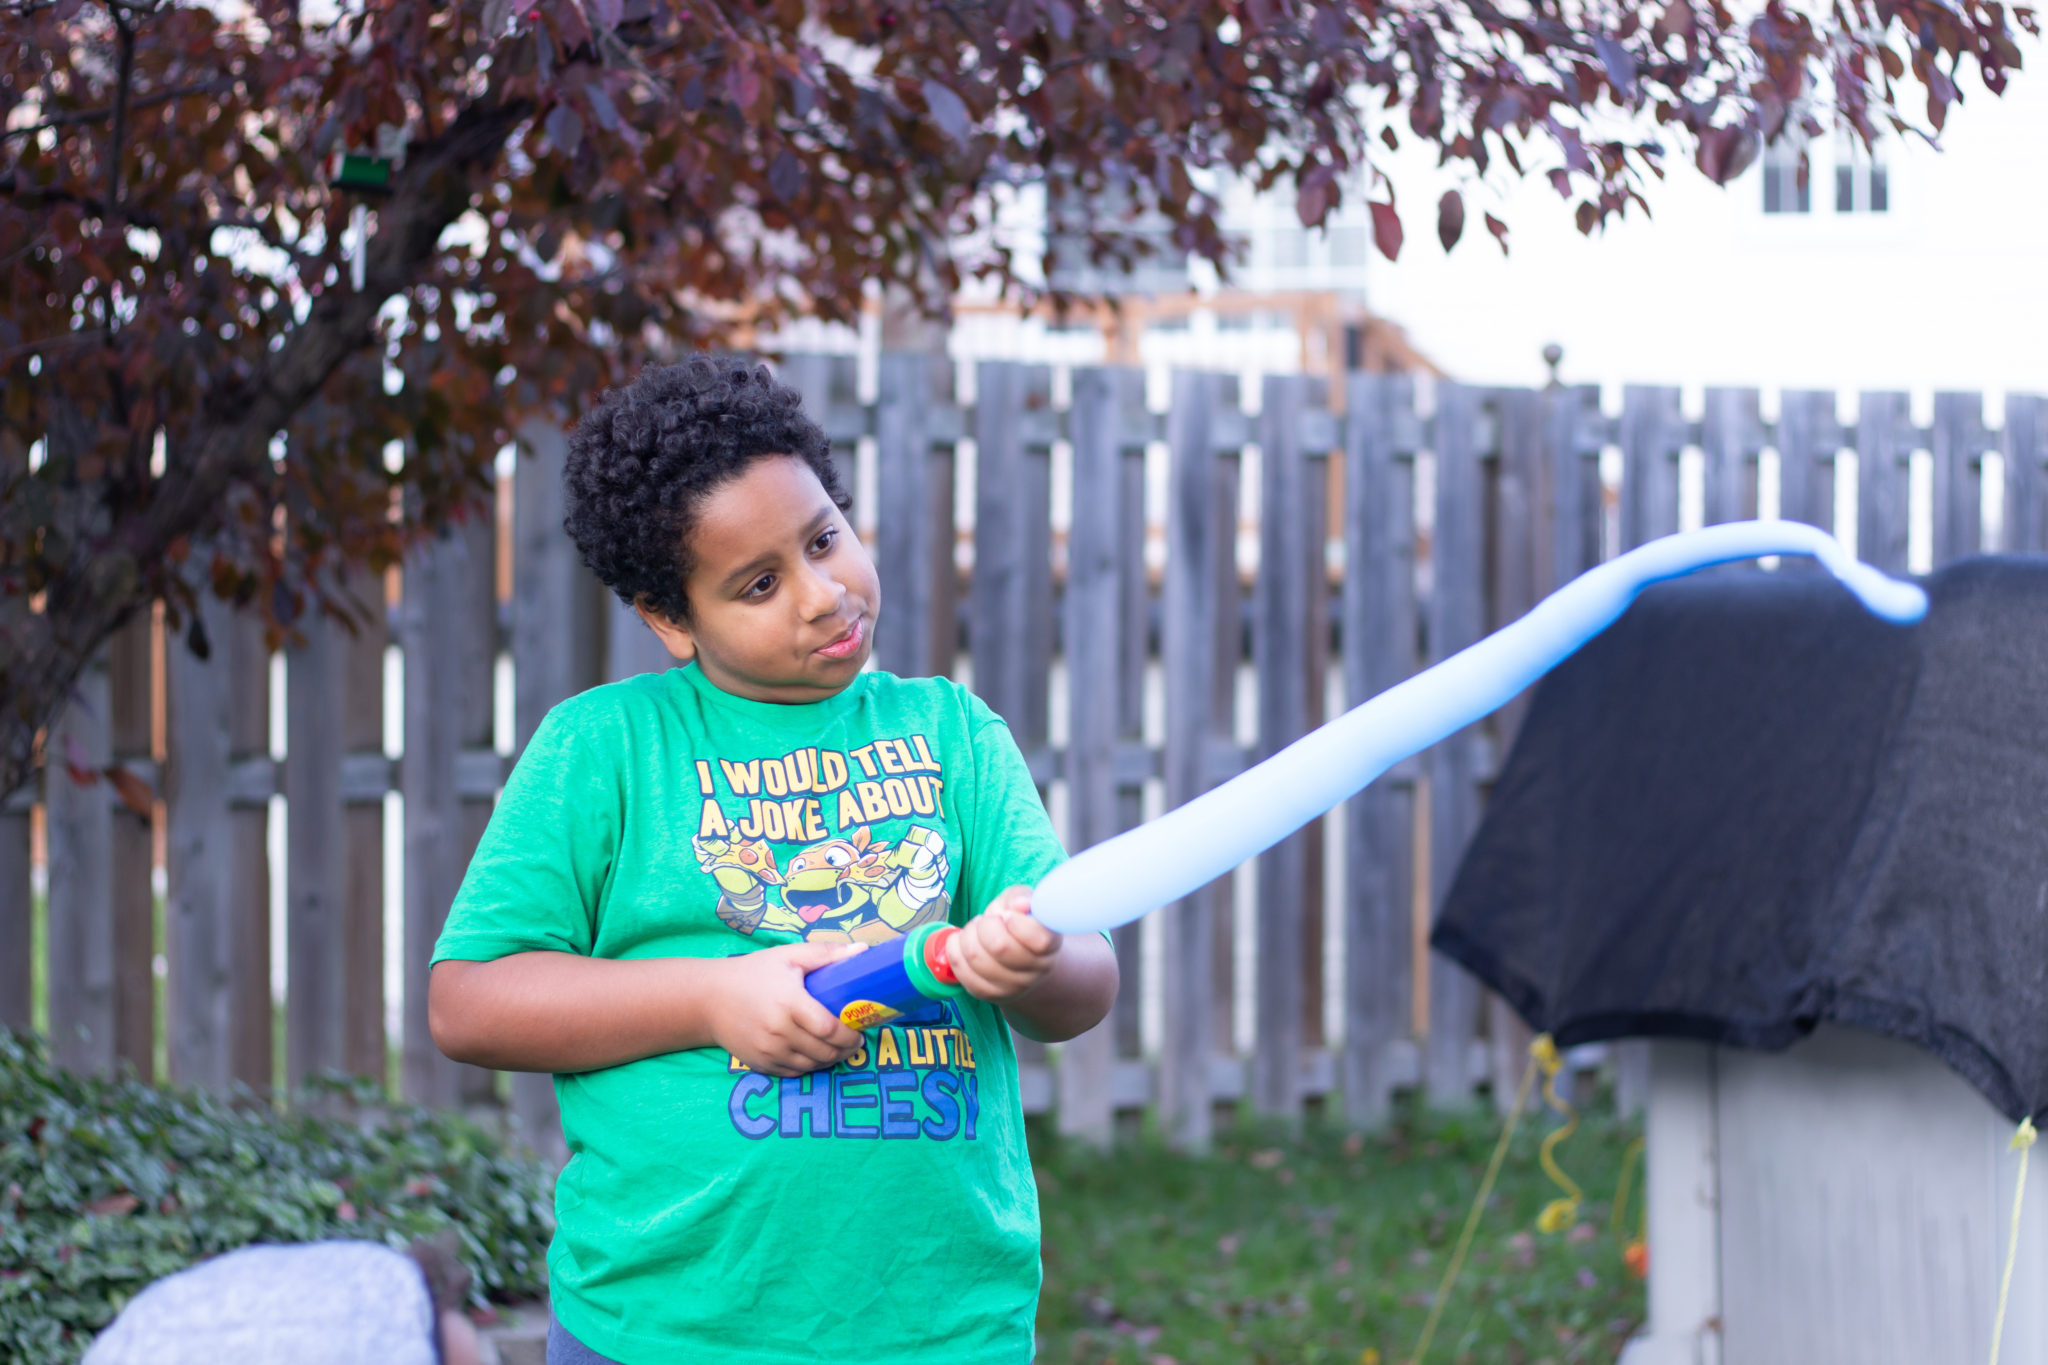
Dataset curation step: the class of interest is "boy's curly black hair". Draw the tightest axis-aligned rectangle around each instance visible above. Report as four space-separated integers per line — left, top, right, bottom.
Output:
563 354 849 622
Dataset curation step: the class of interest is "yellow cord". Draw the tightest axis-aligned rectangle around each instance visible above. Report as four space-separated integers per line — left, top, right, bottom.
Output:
1989 1117 2036 1365
1531 1035 1585 1233
1412 1035 1542 1365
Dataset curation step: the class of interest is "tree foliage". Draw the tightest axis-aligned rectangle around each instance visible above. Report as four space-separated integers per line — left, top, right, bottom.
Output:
0 0 2035 798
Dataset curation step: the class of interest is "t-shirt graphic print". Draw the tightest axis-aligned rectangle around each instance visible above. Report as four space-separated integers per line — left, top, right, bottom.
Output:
692 739 953 944
689 732 987 1146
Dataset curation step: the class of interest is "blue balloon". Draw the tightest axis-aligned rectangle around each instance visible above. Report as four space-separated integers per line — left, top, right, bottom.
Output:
1030 521 1926 936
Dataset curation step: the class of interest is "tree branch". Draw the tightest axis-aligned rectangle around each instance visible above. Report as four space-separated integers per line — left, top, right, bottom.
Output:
0 79 238 147
0 172 164 231
1 97 533 804
120 96 534 574
104 6 135 213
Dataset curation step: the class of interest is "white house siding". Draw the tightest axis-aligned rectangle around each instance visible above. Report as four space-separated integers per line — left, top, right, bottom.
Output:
1365 53 2048 399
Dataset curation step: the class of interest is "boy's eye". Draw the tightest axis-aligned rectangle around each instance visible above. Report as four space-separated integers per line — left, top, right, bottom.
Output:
810 527 837 555
745 574 775 599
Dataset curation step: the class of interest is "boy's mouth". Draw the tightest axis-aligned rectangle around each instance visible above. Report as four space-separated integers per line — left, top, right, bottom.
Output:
814 618 865 661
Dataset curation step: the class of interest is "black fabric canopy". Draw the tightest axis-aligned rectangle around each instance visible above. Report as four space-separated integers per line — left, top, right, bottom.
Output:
1431 556 2048 1122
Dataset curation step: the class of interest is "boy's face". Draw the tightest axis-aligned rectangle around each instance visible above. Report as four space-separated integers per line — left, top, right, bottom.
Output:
637 455 880 704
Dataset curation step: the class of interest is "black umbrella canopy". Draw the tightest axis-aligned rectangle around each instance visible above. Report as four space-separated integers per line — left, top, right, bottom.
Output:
1432 556 2048 1123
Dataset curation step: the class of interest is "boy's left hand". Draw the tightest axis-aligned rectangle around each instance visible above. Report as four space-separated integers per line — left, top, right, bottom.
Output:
950 886 1059 1003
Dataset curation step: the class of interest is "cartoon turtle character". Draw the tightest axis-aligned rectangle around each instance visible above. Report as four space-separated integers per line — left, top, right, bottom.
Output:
694 835 783 935
694 825 950 945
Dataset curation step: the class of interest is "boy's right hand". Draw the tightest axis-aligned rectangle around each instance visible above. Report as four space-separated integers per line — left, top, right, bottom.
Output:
707 941 866 1077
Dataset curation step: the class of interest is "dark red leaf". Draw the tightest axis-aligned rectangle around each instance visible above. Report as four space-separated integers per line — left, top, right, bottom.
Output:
728 63 762 112
1694 124 1760 184
768 150 804 200
544 103 583 155
1484 212 1511 255
1369 200 1404 261
1296 167 1335 227
104 766 154 818
922 80 972 143
84 1193 140 1218
1437 190 1465 250
1593 35 1639 99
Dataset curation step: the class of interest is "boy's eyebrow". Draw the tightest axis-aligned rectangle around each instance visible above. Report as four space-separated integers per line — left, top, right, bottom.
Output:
715 504 837 594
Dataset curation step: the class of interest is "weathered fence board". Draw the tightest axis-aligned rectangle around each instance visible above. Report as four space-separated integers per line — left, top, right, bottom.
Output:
1483 387 1543 1110
18 359 2035 1155
972 362 1057 751
286 567 391 1090
106 615 154 1076
2009 396 2046 554
287 605 346 1087
1250 374 1326 1121
1931 392 1987 564
164 599 271 1092
0 429 27 1037
0 792 27 1036
509 418 606 1158
1340 373 1419 1128
971 363 1058 1077
1157 369 1231 1151
1547 384 1605 588
1702 388 1765 527
1110 397 1150 1073
1621 386 1686 548
1426 383 1485 1106
873 352 958 680
401 516 500 1107
1775 391 1840 534
339 572 389 1084
45 650 116 1074
776 352 865 499
1857 391 1913 573
1058 366 1150 1145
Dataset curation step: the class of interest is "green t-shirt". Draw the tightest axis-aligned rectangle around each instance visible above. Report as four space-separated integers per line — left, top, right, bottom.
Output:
432 665 1068 1365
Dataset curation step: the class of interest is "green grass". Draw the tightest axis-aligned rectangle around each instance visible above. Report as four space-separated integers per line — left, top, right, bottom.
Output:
1032 1098 1646 1365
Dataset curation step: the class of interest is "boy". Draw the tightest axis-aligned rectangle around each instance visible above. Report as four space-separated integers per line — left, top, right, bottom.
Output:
427 356 1118 1365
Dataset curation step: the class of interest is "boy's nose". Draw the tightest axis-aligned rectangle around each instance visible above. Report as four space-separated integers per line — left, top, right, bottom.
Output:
797 563 847 620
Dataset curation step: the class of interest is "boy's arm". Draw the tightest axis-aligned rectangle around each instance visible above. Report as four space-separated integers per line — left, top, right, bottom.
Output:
947 887 1121 1043
999 931 1121 1043
428 941 863 1076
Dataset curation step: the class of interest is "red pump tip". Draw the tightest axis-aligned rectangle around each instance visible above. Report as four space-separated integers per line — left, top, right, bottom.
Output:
923 926 960 985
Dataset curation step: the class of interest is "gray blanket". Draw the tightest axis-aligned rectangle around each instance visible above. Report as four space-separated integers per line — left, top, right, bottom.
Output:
1432 556 2048 1122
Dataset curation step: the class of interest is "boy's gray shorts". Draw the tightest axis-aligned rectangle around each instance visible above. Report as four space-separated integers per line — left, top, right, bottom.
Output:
547 1314 624 1365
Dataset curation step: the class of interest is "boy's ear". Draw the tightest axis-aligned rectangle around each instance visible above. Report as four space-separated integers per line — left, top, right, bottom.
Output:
634 598 696 663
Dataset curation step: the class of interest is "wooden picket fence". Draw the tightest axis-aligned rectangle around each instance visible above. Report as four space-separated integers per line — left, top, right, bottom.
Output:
3 357 2042 1158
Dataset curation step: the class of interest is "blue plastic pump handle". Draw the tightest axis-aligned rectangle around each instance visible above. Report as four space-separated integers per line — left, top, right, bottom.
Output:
1028 521 1926 937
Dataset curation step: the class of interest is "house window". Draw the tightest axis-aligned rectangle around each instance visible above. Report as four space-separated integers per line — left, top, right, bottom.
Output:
1761 141 1809 214
1835 134 1890 213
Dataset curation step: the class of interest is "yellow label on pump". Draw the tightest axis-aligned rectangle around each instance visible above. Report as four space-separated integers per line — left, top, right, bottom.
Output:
839 1000 900 1029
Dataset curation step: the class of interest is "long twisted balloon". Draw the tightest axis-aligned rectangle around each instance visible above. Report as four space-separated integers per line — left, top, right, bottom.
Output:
1029 520 1926 936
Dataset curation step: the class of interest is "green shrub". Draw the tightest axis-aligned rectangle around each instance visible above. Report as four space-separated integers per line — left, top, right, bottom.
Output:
0 1031 553 1364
